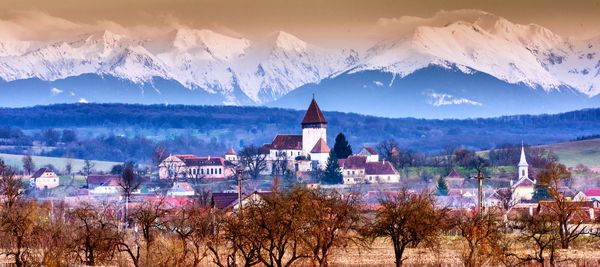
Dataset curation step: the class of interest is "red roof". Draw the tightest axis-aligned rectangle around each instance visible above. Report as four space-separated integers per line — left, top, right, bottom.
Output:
340 155 367 169
446 169 463 178
363 146 377 155
301 98 327 125
212 193 238 210
260 144 273 154
513 178 535 188
585 188 600 197
88 174 121 185
31 167 54 178
271 134 302 150
182 157 227 166
365 161 398 175
226 147 236 155
311 138 330 153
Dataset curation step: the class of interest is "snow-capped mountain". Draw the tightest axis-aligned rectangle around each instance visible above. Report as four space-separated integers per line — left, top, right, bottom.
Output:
0 9 599 117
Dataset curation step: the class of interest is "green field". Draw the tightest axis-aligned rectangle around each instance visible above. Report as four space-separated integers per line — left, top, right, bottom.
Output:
540 138 600 167
0 153 120 173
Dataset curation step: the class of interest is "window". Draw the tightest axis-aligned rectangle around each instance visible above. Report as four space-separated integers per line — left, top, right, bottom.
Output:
219 168 222 174
522 170 525 176
347 171 350 175
369 176 372 181
388 176 390 181
201 169 204 175
352 171 355 175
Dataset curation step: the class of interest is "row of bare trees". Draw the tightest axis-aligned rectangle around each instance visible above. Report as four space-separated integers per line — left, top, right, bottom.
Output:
0 160 599 266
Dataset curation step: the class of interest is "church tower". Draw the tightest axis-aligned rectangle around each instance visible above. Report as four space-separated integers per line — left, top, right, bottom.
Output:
518 144 529 180
301 98 327 155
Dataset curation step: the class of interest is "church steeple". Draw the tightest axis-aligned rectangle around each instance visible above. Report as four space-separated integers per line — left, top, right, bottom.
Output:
518 143 529 180
302 98 327 156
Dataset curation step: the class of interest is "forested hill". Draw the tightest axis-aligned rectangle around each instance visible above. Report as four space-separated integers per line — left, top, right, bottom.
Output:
2 103 600 153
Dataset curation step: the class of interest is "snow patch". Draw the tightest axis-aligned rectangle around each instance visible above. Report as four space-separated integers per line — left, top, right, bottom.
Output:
426 90 482 106
78 98 89 103
50 87 63 95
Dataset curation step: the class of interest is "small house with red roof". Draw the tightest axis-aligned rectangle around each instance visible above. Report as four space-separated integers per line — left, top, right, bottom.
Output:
584 188 600 201
30 167 59 190
167 182 195 196
225 147 238 162
357 146 379 162
445 169 465 188
340 155 400 184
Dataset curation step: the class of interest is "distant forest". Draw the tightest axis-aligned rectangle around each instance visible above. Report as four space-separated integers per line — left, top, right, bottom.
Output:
0 103 599 163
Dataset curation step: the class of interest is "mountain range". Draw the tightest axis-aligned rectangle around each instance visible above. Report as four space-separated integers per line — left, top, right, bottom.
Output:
0 9 599 118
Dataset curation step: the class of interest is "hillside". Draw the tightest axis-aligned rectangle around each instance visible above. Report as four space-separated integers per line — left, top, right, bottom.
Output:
540 138 600 167
1 104 600 157
0 153 119 172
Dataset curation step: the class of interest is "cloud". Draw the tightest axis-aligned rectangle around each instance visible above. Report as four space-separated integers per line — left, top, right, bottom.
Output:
50 87 63 95
426 90 482 107
78 98 89 103
373 81 384 87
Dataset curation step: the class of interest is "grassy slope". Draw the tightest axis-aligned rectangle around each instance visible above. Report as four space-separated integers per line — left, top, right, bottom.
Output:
540 138 600 167
0 153 119 172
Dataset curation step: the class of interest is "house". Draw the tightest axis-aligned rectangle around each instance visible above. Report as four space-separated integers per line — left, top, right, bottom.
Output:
30 167 59 190
511 145 535 203
356 146 379 162
445 169 465 188
159 155 234 180
167 182 195 196
89 178 120 195
211 191 271 213
87 174 121 189
573 191 588 201
584 188 600 201
225 147 238 162
340 155 400 184
260 98 331 173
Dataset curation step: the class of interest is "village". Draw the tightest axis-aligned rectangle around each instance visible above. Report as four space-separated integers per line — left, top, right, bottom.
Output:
1 99 598 266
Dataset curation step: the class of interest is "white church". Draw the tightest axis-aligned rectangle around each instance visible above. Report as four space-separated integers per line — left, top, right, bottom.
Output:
259 98 331 173
511 144 536 203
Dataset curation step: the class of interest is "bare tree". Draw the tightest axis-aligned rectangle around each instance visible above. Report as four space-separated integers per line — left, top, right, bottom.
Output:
367 189 447 267
165 205 214 267
453 209 505 267
241 188 308 267
152 146 168 171
119 165 141 227
303 188 365 267
67 203 121 266
239 145 267 180
22 154 35 176
510 212 560 266
0 161 24 208
82 159 95 188
537 162 584 249
128 198 168 265
0 200 36 266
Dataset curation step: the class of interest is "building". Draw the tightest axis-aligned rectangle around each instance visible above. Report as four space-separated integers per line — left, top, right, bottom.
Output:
158 155 234 180
340 155 400 184
445 169 465 188
89 178 120 195
356 146 379 162
167 182 195 196
260 98 331 172
225 147 238 162
87 174 121 189
30 167 59 190
511 145 535 203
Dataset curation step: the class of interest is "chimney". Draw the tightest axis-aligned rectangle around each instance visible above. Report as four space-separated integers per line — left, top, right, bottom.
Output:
529 206 533 216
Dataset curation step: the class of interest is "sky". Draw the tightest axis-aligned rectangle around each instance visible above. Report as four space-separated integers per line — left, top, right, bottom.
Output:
1 0 600 46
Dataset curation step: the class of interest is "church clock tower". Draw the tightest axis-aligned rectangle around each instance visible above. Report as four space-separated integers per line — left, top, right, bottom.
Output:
301 98 327 155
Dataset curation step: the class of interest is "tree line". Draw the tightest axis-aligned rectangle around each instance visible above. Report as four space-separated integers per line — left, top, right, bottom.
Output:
0 159 599 266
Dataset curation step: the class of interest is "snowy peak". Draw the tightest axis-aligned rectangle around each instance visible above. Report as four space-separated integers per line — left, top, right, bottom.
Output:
273 31 307 52
170 28 250 60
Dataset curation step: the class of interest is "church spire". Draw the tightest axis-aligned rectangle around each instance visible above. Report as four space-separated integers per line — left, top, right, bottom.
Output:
518 142 529 180
518 143 528 167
